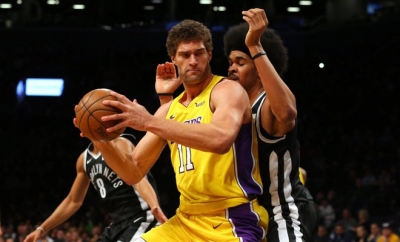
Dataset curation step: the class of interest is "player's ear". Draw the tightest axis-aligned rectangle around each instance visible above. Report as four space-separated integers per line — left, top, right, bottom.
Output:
171 56 175 64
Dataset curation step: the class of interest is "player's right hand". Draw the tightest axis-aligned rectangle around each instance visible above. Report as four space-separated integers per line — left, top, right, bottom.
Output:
242 8 268 48
23 230 43 242
155 62 182 94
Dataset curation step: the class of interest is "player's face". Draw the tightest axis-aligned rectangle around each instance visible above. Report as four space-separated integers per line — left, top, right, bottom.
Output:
227 50 259 93
172 41 212 85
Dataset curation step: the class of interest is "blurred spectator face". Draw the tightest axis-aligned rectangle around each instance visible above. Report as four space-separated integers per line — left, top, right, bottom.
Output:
356 225 367 238
358 209 368 222
71 231 81 242
370 223 380 235
91 226 101 236
56 229 65 239
17 223 28 236
318 225 328 237
342 209 351 219
335 224 345 235
382 228 392 237
327 190 336 200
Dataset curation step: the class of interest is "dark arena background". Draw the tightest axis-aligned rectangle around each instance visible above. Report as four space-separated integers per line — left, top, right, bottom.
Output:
1 0 400 240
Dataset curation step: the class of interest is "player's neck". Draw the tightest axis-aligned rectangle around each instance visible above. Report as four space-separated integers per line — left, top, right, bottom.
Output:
181 73 213 105
248 86 264 106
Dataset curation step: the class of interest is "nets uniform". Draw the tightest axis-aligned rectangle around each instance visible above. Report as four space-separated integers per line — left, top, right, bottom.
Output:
139 75 268 242
252 92 318 242
84 134 159 242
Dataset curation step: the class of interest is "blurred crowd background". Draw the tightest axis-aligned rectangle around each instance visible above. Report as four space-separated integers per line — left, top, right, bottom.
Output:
1 0 400 242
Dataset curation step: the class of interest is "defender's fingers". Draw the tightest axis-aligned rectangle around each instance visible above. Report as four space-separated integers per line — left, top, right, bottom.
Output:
157 64 165 75
165 62 176 73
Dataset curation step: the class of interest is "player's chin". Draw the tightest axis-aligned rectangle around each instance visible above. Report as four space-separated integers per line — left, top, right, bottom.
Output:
227 74 239 81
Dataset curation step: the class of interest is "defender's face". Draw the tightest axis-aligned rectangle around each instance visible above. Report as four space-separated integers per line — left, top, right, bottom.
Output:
171 41 212 86
227 50 259 92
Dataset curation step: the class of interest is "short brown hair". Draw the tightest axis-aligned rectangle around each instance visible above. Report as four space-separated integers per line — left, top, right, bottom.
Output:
166 19 213 57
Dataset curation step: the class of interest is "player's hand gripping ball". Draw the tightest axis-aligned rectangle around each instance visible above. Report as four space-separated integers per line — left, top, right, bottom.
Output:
75 88 126 141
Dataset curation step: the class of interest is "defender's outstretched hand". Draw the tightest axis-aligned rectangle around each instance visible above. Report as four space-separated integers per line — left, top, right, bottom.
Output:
23 229 43 242
102 92 151 132
155 62 181 94
242 8 269 48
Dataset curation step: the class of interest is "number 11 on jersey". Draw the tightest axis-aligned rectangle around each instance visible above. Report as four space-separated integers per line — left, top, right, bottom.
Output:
177 144 194 173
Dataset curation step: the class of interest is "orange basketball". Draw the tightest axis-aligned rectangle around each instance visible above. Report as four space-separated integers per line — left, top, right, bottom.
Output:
75 88 126 142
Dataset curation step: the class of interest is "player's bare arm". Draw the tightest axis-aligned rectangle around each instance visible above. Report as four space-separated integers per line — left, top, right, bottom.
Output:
92 136 152 185
103 81 249 154
243 8 297 136
133 177 168 224
23 154 90 242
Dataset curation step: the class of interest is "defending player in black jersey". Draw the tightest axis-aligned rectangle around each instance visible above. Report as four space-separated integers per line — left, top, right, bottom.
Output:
223 8 318 242
23 134 167 242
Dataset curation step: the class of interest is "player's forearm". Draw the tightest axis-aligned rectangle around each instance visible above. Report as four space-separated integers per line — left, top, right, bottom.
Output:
39 199 81 232
95 141 146 185
248 46 297 123
133 178 160 209
144 117 237 154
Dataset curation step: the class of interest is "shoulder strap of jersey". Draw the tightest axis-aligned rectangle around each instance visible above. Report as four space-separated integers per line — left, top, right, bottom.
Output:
252 91 266 114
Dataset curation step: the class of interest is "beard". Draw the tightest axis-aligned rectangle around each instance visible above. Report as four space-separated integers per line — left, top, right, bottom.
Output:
227 72 239 81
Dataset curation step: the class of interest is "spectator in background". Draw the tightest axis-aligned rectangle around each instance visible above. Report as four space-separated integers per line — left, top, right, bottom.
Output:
316 225 330 242
367 222 381 242
360 168 377 186
319 198 336 231
52 228 66 242
1 225 16 242
337 208 358 232
327 190 343 218
330 223 346 242
357 209 371 233
356 224 369 242
377 222 400 242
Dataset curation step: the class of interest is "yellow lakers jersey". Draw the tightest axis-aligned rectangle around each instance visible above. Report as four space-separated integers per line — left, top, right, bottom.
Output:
166 75 263 214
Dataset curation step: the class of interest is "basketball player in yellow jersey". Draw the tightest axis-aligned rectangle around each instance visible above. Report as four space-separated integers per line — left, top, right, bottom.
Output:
95 19 268 241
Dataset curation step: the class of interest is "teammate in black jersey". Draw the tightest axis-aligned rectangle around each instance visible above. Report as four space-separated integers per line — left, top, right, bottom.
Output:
24 134 167 242
223 8 318 242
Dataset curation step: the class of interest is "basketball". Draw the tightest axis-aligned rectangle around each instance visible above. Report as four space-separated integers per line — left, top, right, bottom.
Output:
75 88 126 142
